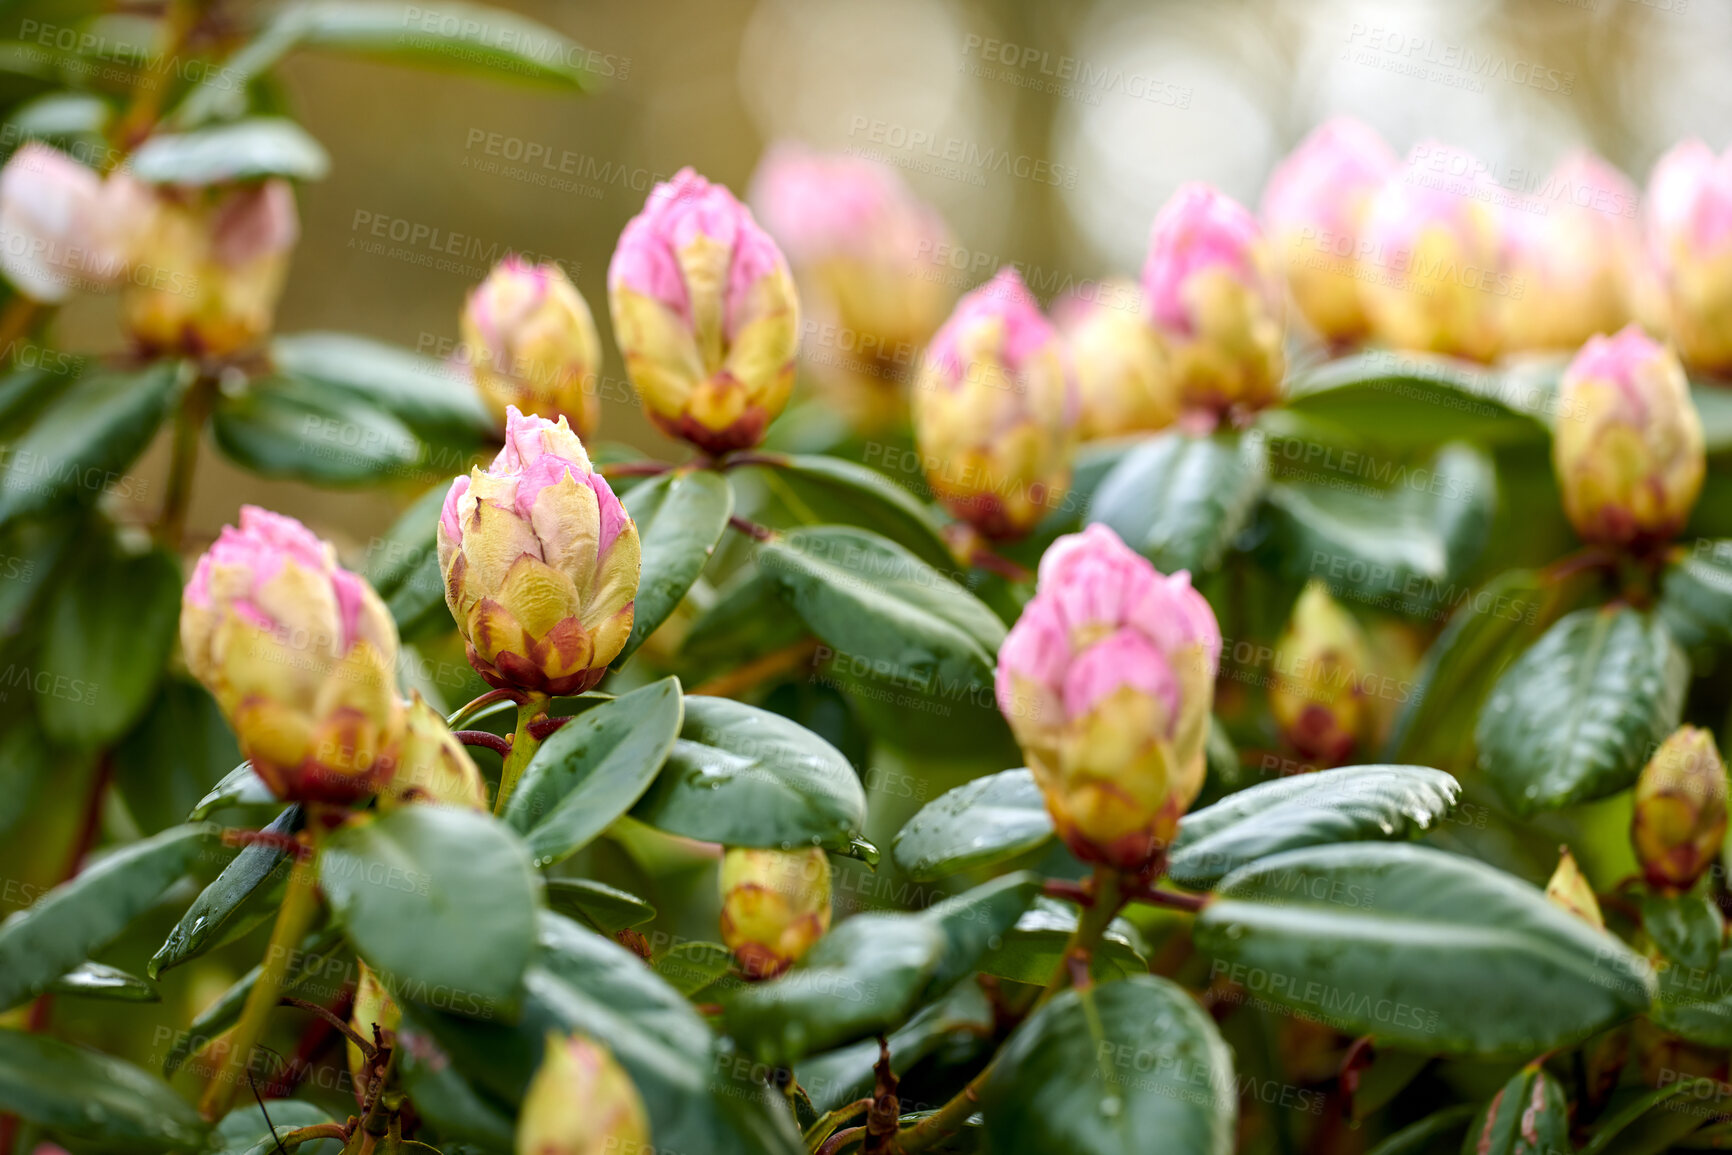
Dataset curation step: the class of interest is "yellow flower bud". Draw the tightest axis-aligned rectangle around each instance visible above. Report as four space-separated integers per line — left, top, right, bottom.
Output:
1056 282 1177 440
1544 847 1605 929
1270 582 1374 768
719 847 832 980
378 693 488 812
1632 726 1728 894
462 257 603 437
1502 153 1640 353
346 962 400 1098
517 1032 650 1155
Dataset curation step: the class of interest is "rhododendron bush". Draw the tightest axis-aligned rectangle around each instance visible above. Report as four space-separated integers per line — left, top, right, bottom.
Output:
7 5 1732 1155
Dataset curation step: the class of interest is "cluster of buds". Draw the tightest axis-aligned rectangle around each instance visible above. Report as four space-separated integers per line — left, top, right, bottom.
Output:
438 407 641 696
1631 726 1728 894
462 257 604 437
1141 183 1287 419
751 144 954 430
1259 117 1399 344
995 524 1221 873
911 267 1077 541
1055 281 1177 440
1269 582 1373 767
1551 325 1704 549
718 846 833 979
517 1031 651 1155
181 506 405 804
0 143 131 302
608 167 800 454
1642 140 1732 375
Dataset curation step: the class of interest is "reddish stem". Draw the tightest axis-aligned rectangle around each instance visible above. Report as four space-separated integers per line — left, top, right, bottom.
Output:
969 548 1031 583
1041 878 1094 906
527 715 574 741
453 730 512 756
1121 883 1210 913
728 515 777 542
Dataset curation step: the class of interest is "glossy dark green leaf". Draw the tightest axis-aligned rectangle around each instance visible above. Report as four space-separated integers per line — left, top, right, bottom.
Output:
678 566 811 676
1165 765 1461 890
616 469 734 664
362 484 451 640
130 117 329 183
212 1099 343 1155
504 677 683 868
893 767 1053 881
921 873 1044 993
1195 843 1655 1056
114 677 244 834
393 1018 515 1151
188 761 278 822
150 805 301 978
1363 1105 1477 1155
0 710 55 844
746 453 952 569
1651 948 1732 1046
979 975 1236 1155
0 515 77 638
0 822 214 1011
543 878 655 934
1657 541 1732 650
0 360 179 525
273 331 493 445
1087 429 1266 574
164 926 346 1077
1477 607 1687 814
758 525 1004 713
1465 1064 1571 1155
1257 444 1495 616
46 961 157 1002
1281 351 1549 449
653 940 736 997
799 981 996 1115
630 694 867 853
977 898 1148 985
321 807 537 1013
1576 1080 1718 1155
0 1027 209 1153
213 374 424 486
1642 892 1723 971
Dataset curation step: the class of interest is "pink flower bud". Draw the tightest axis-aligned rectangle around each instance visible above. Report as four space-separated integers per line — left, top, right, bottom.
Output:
1552 325 1703 548
1055 281 1176 440
1359 142 1508 362
719 846 832 980
1632 726 1728 893
1142 183 1286 416
122 178 299 357
607 167 799 453
0 144 129 301
438 407 640 695
1642 139 1732 374
182 506 404 804
1260 117 1399 342
1503 152 1640 352
517 1032 650 1155
996 524 1221 872
912 268 1078 540
462 257 603 437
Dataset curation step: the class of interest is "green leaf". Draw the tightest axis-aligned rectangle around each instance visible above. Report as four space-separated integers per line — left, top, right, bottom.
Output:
1195 843 1655 1056
504 677 683 868
1577 1081 1718 1155
272 331 494 446
1363 1105 1477 1155
213 1100 344 1155
320 807 537 1013
615 469 734 665
893 768 1053 881
150 805 300 978
1466 1064 1571 1155
920 873 1043 993
653 940 736 997
745 453 952 569
188 761 278 822
629 695 868 853
6 92 112 143
1281 351 1549 449
0 515 77 638
46 961 157 1002
979 975 1236 1155
543 878 655 934
359 484 451 639
0 823 214 1011
1651 949 1732 1046
0 1028 209 1153
393 1020 514 1151
1693 381 1732 455
798 981 995 1115
1641 892 1723 971
1477 607 1687 814
678 566 811 675
38 535 179 749
978 898 1148 985
114 677 244 834
1657 541 1732 650
212 374 424 486
0 361 180 525
129 117 330 183
1087 429 1266 574
758 525 1004 712
1166 765 1461 890
1256 444 1495 616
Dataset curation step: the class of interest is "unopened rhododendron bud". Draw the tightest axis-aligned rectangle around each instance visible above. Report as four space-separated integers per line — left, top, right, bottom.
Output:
912 267 1077 539
751 144 954 429
719 846 832 979
462 257 603 436
438 407 640 696
517 1032 650 1155
1643 140 1732 374
1142 183 1286 417
1632 726 1728 894
1260 118 1399 342
1360 143 1508 362
1503 153 1640 352
1544 847 1605 929
1552 325 1703 548
996 524 1221 872
379 692 488 812
346 962 399 1098
0 143 128 301
1056 282 1176 440
1270 582 1373 767
608 167 799 453
121 178 298 357
182 506 404 803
